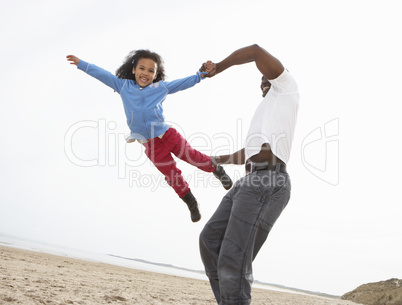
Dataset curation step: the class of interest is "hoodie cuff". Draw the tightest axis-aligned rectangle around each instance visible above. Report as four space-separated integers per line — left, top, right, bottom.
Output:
197 70 208 80
77 60 89 72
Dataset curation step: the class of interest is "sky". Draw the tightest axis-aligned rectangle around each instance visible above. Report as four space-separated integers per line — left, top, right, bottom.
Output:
1 0 401 297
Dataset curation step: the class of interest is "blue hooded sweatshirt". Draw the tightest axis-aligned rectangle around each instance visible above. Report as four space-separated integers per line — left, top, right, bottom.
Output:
77 60 205 140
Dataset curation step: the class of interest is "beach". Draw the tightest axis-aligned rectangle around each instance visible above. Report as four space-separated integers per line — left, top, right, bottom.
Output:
0 245 361 305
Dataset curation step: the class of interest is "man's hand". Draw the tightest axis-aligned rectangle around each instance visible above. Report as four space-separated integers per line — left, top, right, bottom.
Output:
66 55 80 66
212 148 245 165
199 60 217 78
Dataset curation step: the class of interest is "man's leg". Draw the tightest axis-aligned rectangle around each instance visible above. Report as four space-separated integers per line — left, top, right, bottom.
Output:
199 185 237 303
217 172 291 305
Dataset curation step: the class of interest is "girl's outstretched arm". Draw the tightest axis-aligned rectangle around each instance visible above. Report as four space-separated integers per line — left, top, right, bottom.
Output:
66 55 80 66
66 55 125 93
165 71 206 94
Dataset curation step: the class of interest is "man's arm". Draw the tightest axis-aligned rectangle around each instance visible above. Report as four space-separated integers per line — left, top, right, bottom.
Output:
204 44 284 80
214 148 245 165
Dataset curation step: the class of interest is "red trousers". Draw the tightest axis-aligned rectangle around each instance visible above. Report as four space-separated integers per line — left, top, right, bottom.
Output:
142 128 216 197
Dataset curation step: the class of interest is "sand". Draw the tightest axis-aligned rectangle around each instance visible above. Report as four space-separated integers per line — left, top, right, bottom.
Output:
0 245 361 305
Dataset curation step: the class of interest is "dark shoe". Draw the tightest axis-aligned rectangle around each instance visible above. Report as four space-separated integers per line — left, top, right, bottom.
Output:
213 165 233 190
181 191 201 223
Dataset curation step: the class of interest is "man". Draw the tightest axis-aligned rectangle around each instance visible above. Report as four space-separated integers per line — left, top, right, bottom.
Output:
199 44 299 305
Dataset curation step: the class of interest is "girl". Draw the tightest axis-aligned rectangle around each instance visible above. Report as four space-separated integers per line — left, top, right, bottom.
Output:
66 50 232 223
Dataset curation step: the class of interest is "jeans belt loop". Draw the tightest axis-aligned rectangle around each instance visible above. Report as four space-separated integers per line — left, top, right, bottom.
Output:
245 161 286 175
275 163 280 174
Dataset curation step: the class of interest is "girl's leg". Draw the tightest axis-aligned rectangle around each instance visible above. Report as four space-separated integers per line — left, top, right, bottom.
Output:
142 137 190 198
160 128 216 173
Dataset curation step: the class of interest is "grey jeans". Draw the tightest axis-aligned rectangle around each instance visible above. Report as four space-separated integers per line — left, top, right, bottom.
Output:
199 168 291 305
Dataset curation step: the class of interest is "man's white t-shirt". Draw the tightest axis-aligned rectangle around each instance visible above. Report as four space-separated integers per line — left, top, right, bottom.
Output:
244 69 299 164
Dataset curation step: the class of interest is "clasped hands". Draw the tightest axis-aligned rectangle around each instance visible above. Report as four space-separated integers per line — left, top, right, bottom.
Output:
200 60 217 77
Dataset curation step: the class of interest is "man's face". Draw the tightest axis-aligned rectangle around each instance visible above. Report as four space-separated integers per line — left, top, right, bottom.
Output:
260 76 271 97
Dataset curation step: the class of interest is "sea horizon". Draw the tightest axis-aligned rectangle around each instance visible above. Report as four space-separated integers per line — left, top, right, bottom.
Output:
0 232 339 299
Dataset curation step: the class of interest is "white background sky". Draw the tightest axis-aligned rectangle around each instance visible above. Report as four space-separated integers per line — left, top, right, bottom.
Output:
1 0 401 296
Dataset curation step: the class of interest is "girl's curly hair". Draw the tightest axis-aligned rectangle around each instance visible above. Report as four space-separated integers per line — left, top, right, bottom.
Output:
115 49 165 82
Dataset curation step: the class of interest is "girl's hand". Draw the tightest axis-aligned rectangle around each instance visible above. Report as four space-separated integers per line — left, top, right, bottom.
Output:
66 55 80 66
199 60 217 77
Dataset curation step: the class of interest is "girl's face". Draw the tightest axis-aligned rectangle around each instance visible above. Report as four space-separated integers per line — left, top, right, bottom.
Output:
132 58 158 88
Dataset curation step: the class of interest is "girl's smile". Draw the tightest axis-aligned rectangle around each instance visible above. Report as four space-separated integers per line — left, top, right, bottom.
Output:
132 58 158 88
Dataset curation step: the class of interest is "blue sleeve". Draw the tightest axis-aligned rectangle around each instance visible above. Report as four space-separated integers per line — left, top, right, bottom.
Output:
77 60 126 93
164 71 207 94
